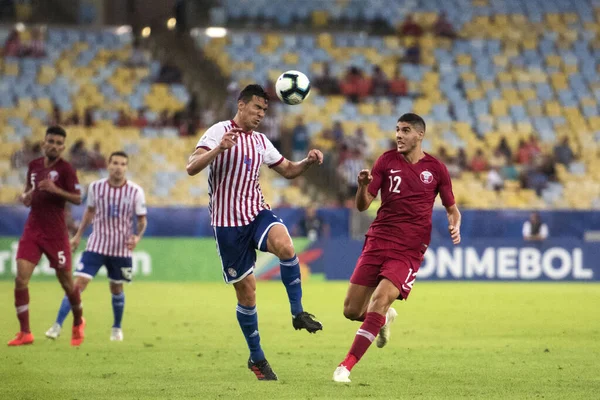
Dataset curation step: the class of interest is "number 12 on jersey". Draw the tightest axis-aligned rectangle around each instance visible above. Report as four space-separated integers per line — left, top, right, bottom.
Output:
388 176 401 193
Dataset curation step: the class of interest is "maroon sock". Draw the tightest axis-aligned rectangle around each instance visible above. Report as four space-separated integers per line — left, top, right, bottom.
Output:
340 312 386 371
67 287 83 326
15 288 30 333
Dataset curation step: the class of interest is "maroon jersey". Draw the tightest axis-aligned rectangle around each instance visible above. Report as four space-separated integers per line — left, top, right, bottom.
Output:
366 150 455 254
24 157 80 239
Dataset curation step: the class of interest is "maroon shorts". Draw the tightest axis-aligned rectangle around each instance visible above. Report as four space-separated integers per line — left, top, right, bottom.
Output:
350 236 423 300
16 234 72 271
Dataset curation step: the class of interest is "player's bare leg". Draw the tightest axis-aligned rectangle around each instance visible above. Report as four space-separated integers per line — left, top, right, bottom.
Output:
333 279 399 383
47 276 90 339
56 268 85 346
233 274 277 380
109 282 125 341
343 283 376 321
266 224 322 333
8 259 36 346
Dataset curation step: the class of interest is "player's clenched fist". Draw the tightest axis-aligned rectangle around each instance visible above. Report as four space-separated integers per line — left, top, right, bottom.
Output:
357 169 373 186
219 128 242 151
306 149 323 165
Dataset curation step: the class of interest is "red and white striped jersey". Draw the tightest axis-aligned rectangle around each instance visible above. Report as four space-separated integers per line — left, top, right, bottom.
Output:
196 120 285 227
85 179 147 257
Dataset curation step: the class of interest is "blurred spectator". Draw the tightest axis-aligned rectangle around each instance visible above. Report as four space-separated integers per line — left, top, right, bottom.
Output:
25 27 45 58
156 63 182 84
116 110 131 127
313 63 340 95
225 81 240 115
522 211 549 241
487 166 504 192
496 136 512 161
49 103 62 126
88 142 107 170
3 29 21 57
11 139 40 169
402 42 421 64
294 206 329 241
399 14 424 37
553 136 575 166
526 135 541 158
433 12 458 39
345 127 372 158
65 110 80 126
338 150 365 200
515 139 531 164
500 159 519 181
84 107 95 127
292 117 310 161
389 68 408 101
276 195 292 208
520 163 548 196
69 140 90 170
133 108 148 128
370 65 388 97
332 121 345 142
262 106 283 151
201 105 217 129
436 146 451 164
456 148 468 170
539 154 557 182
470 148 489 172
156 110 172 127
340 66 369 103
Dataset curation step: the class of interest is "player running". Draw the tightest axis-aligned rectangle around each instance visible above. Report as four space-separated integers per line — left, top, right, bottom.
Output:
333 113 462 383
45 151 147 342
8 126 85 347
186 84 324 381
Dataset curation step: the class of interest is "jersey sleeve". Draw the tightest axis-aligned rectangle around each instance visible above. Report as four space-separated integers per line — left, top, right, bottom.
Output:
437 162 455 208
367 155 385 197
86 181 96 207
135 187 147 216
196 124 224 151
262 135 285 168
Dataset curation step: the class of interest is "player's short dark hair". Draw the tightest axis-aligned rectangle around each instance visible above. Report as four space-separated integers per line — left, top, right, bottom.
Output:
398 113 426 132
238 84 269 103
46 126 67 138
109 151 128 163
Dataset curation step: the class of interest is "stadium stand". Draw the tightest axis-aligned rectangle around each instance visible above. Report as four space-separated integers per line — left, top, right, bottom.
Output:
0 26 311 207
195 0 600 209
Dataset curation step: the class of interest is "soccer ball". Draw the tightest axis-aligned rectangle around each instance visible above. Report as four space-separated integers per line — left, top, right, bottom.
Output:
275 70 311 105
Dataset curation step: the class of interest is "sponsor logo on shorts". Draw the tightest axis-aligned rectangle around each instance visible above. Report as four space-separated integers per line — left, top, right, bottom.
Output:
228 268 238 278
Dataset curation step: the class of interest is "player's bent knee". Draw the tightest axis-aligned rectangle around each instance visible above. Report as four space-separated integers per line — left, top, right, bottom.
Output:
277 242 295 260
109 283 123 295
14 275 29 289
343 306 363 321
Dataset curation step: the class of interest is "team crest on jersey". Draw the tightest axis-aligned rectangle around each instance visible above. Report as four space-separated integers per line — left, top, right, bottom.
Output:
420 170 433 184
228 268 238 278
48 170 59 182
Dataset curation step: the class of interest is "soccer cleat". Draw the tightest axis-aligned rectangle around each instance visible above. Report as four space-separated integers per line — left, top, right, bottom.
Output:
376 307 398 348
247 358 278 381
71 318 86 347
8 332 34 346
45 323 62 340
110 327 123 342
333 366 351 383
292 311 323 333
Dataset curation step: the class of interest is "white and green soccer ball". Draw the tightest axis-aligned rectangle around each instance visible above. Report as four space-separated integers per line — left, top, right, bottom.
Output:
275 70 311 105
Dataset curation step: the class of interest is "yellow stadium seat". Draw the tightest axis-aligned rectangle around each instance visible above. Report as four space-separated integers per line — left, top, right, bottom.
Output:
311 10 329 27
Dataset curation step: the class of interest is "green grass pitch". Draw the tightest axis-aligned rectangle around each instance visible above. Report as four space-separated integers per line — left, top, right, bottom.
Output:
1 281 599 399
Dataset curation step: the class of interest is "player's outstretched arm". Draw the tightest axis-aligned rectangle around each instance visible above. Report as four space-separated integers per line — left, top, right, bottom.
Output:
186 128 242 176
272 149 323 179
356 169 375 212
446 204 461 245
71 206 96 251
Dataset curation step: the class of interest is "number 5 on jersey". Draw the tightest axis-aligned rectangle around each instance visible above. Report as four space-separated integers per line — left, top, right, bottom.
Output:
389 176 401 193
